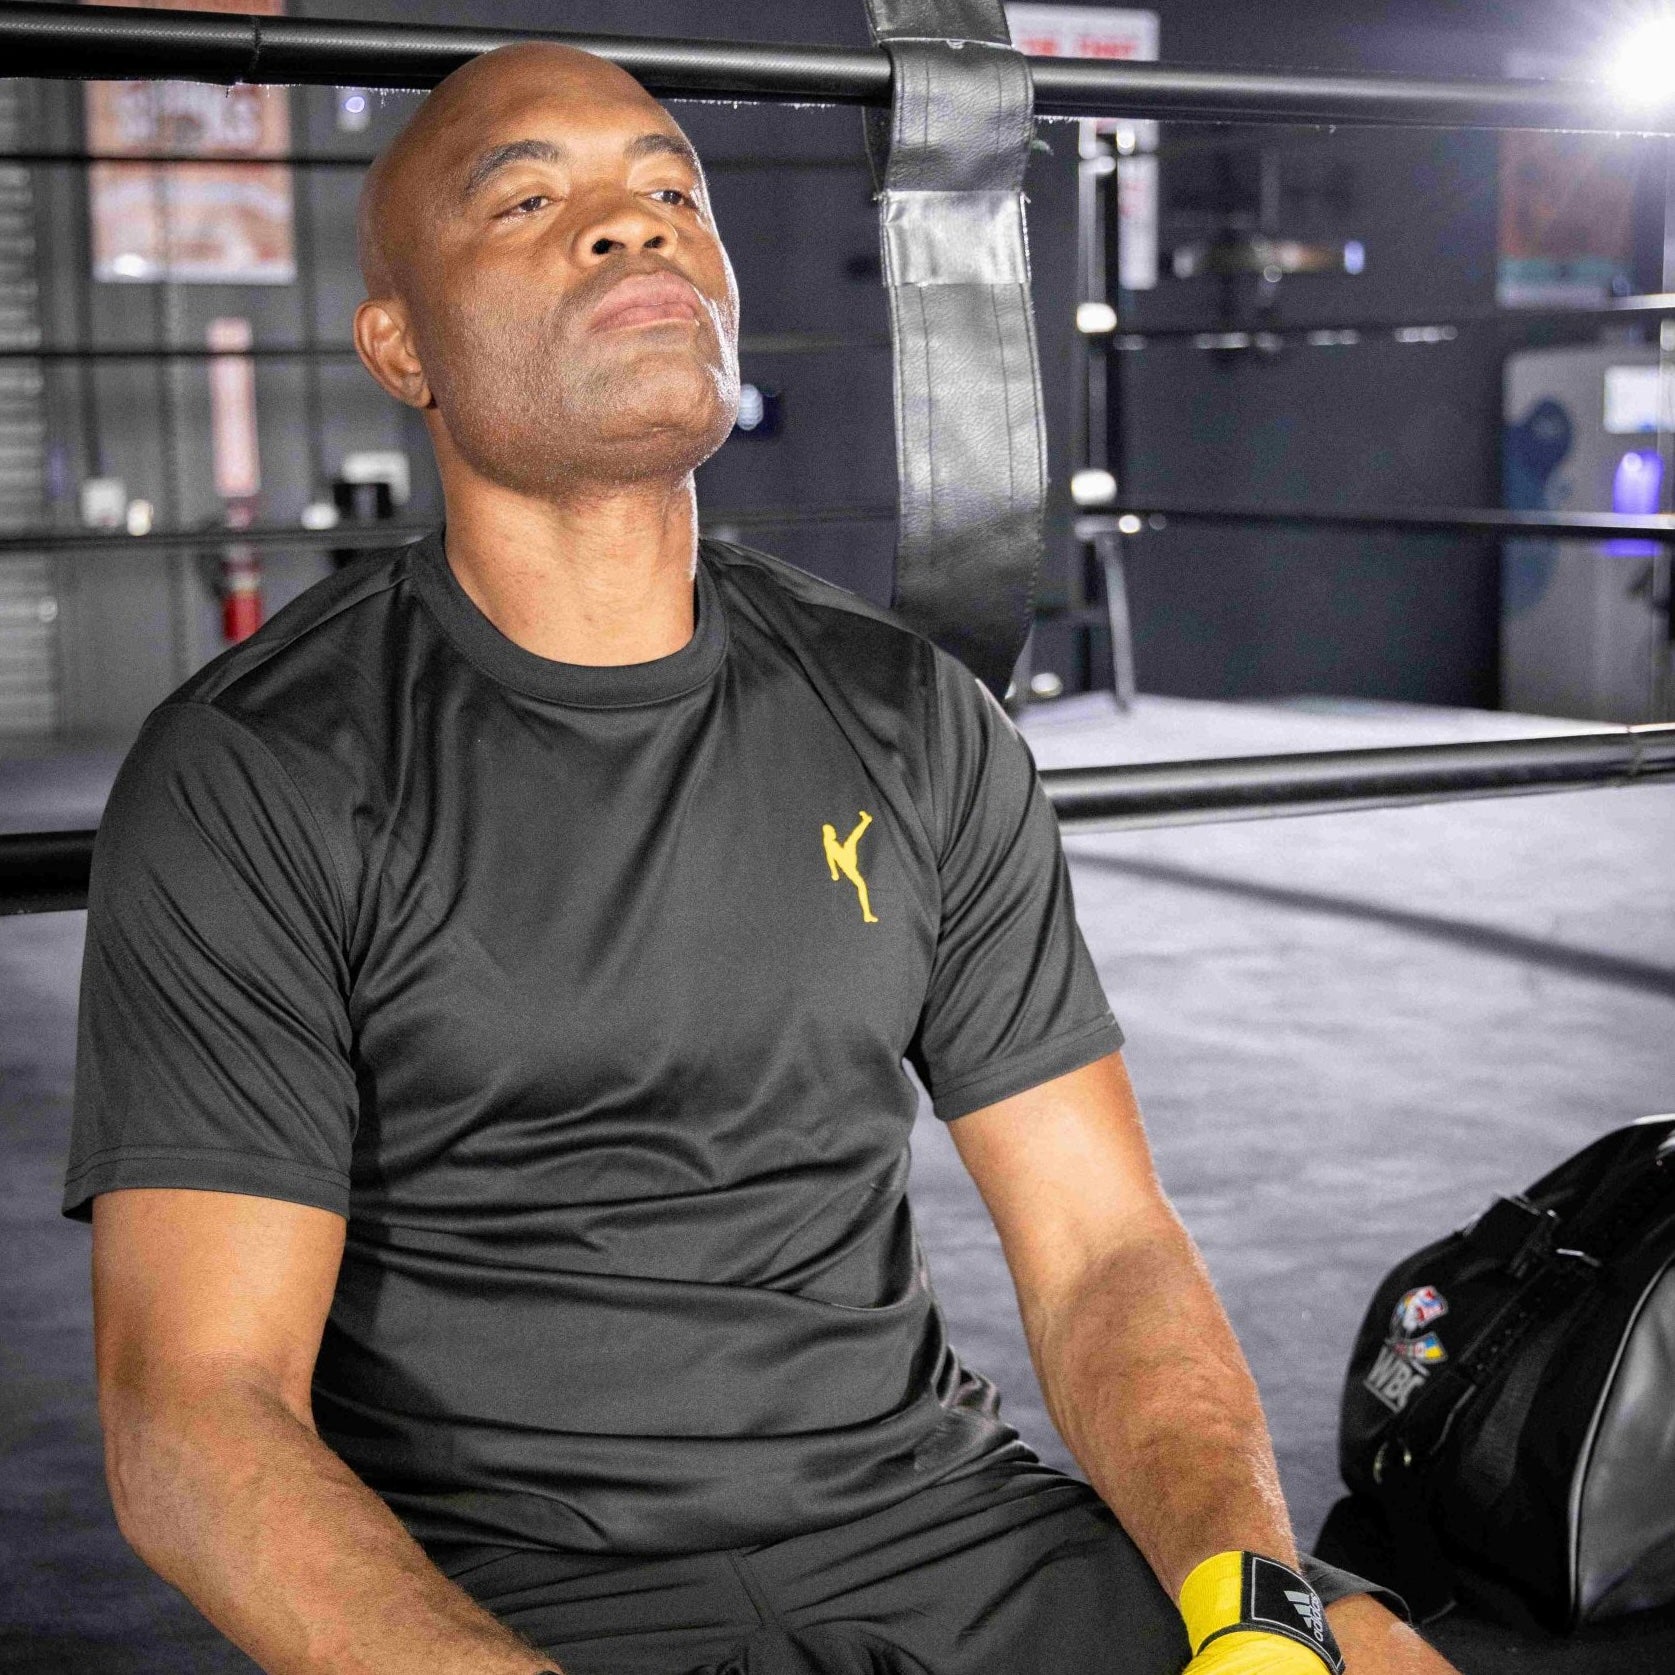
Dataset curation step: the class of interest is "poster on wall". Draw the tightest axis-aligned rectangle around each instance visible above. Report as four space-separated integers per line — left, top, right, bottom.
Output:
83 0 294 284
1003 4 1159 111
1003 5 1160 290
1498 51 1636 308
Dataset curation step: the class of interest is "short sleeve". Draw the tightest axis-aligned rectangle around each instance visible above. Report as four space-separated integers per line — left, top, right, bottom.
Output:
61 702 358 1224
906 653 1124 1122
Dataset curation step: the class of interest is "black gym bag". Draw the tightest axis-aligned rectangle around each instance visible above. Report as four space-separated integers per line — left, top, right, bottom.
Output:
1328 1113 1675 1630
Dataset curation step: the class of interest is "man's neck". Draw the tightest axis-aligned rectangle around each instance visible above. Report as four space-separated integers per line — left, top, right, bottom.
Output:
438 472 701 669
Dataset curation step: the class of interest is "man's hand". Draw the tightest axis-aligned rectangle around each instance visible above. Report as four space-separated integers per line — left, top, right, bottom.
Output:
1326 1594 1461 1675
94 1189 561 1675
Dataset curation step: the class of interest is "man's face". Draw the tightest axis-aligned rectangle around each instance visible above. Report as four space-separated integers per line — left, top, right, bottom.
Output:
371 53 742 497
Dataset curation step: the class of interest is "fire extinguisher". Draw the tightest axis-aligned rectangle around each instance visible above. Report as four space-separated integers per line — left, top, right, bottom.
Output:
220 501 263 644
221 546 263 643
209 320 265 643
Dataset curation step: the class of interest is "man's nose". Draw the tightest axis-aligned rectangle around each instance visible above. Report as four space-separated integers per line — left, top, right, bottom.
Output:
575 194 675 263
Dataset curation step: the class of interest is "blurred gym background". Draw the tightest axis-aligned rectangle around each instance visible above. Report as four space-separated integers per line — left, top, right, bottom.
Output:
3 4 1674 1671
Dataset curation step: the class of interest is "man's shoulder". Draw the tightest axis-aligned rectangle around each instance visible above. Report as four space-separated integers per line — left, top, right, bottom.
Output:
115 539 428 842
702 538 1009 750
175 538 418 720
701 537 938 677
109 543 428 901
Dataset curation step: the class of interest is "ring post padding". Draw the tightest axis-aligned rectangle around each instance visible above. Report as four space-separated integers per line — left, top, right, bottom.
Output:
862 0 1047 702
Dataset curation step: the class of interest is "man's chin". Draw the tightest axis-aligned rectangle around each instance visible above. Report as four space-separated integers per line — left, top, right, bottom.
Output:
468 406 733 496
440 344 739 493
581 362 739 470
589 407 737 482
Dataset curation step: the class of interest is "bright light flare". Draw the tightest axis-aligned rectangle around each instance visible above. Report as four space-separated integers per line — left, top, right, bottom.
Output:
1607 18 1675 105
1070 469 1117 506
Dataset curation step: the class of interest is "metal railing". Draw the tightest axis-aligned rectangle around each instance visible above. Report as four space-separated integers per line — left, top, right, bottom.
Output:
3 3 1674 133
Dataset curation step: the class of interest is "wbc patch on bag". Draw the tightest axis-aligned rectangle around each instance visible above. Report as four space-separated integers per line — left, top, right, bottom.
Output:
1338 1117 1675 1628
1363 1285 1449 1414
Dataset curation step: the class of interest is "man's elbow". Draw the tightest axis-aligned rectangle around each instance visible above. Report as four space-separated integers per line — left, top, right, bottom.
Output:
101 1391 192 1568
1035 1199 1199 1322
99 1379 266 1573
1019 1208 1225 1393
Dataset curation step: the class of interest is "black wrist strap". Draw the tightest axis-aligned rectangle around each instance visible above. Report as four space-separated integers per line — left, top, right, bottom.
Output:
1198 1553 1345 1674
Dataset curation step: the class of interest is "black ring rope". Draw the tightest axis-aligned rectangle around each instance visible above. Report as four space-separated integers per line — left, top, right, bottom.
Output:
3 3 1675 133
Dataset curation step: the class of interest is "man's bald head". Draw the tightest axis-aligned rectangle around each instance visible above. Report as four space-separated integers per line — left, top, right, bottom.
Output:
357 43 672 301
350 39 740 501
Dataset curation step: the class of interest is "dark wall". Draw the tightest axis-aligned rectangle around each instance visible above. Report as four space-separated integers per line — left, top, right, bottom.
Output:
1114 124 1511 705
1099 3 1661 705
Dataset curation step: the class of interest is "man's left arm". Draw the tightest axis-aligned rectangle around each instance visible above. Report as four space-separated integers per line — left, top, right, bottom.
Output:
948 1048 1460 1675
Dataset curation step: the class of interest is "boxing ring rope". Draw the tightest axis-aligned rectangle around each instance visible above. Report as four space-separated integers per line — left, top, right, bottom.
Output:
6 728 1673 916
1078 508 1675 543
0 148 868 173
3 505 1674 559
1 833 92 919
6 1 1675 133
0 334 889 363
0 509 906 557
1044 728 1675 831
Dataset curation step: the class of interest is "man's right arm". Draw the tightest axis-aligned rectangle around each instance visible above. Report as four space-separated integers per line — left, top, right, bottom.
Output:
95 1187 561 1675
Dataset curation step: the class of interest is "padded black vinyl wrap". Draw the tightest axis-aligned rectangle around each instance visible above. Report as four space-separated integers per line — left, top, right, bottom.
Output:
61 534 1123 1559
863 0 1048 701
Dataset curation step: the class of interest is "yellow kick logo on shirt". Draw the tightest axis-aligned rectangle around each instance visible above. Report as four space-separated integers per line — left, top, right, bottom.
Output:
822 810 879 924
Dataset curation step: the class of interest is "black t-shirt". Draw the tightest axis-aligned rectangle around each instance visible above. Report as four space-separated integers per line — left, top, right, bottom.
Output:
62 531 1124 1562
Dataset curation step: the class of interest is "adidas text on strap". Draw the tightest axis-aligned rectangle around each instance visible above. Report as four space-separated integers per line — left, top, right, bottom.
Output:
1180 1551 1345 1675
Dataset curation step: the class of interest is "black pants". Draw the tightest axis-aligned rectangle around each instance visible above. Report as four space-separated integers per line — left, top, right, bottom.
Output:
447 1458 1390 1674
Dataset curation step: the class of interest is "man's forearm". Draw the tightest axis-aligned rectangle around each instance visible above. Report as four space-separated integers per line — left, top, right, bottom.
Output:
1027 1208 1297 1600
109 1383 559 1675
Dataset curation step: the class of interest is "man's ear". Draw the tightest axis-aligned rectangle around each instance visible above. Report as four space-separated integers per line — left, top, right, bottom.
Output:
353 298 432 410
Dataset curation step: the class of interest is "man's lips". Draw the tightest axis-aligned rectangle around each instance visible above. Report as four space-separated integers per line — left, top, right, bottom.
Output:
587 273 705 334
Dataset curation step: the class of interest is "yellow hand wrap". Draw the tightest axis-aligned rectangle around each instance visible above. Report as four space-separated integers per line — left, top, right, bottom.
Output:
1180 1551 1343 1675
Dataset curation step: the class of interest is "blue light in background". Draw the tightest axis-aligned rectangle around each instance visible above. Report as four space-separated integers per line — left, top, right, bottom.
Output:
1608 447 1662 556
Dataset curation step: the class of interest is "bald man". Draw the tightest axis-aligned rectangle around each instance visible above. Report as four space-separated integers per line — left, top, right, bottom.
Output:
64 43 1459 1675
